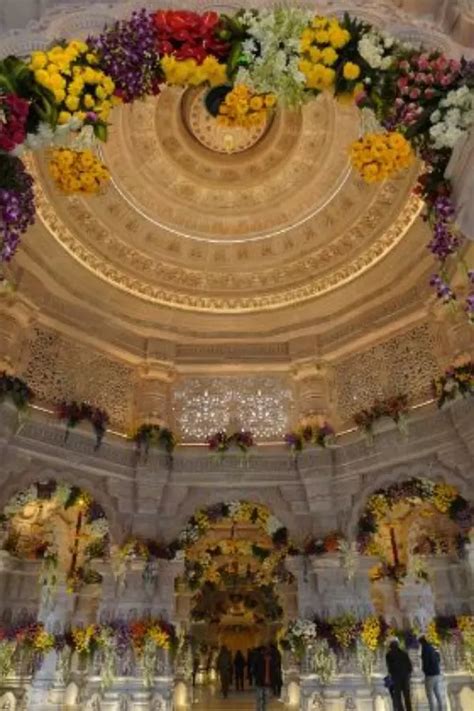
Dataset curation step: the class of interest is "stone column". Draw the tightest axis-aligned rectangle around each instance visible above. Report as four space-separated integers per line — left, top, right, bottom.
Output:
133 365 175 426
309 553 377 619
291 361 333 423
29 579 76 709
285 555 319 618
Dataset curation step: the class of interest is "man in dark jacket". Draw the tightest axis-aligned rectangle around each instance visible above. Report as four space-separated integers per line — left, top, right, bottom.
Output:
234 650 246 691
269 643 283 698
385 639 413 711
253 646 272 710
419 636 445 710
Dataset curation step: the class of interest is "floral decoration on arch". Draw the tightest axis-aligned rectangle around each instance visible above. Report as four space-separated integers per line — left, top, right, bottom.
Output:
432 360 474 408
0 7 472 317
357 477 472 554
353 394 409 442
284 418 335 456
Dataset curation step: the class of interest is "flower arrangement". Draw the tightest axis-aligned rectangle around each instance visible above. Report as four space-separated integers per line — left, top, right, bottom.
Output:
350 132 413 183
207 430 255 458
282 619 317 657
48 148 109 194
302 531 345 556
357 478 472 553
284 420 335 456
217 84 276 128
0 93 30 153
353 394 409 440
29 40 116 128
55 400 110 449
0 371 34 410
0 155 35 262
432 361 474 408
0 8 472 315
132 423 177 460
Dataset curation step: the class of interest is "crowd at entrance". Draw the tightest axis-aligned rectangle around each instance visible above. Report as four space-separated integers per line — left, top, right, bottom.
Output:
211 644 282 709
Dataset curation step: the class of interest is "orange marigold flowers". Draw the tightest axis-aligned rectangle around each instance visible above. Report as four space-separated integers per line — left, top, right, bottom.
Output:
350 131 413 183
49 148 110 194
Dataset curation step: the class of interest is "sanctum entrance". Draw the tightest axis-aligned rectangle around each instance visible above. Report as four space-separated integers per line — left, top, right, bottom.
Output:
175 502 297 705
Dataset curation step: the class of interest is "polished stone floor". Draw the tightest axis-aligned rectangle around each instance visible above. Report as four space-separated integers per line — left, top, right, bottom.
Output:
191 685 285 710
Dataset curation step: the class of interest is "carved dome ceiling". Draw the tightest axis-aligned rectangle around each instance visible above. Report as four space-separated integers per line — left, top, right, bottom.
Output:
2 0 474 357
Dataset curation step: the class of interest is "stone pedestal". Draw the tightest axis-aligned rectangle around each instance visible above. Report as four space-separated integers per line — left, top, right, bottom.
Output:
310 553 377 619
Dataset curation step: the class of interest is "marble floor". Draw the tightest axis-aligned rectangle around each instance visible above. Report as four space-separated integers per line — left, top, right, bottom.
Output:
190 685 286 710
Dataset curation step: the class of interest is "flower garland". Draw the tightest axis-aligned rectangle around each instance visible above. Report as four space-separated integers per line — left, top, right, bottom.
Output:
300 531 344 556
131 423 177 460
357 477 472 553
0 371 34 410
207 430 255 458
284 420 335 456
55 400 110 450
432 361 474 408
0 9 472 316
353 394 409 440
179 500 288 548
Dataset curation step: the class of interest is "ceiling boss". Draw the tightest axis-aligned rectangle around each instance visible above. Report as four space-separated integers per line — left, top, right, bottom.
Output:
0 7 472 319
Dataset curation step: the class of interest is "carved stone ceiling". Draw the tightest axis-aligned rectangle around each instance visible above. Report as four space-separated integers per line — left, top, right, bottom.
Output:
3 0 472 358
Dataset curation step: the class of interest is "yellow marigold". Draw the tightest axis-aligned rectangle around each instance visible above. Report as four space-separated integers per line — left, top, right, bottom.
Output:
329 27 350 49
321 46 338 66
33 629 55 652
426 621 441 648
350 132 413 184
343 62 361 80
433 483 458 513
361 616 380 651
30 51 48 70
218 86 273 129
49 149 110 195
147 626 170 649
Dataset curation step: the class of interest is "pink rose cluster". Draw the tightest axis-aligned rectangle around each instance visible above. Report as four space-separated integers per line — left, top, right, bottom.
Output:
392 52 461 127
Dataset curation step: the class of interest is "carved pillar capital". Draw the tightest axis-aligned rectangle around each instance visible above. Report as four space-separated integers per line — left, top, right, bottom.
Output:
290 360 333 421
134 364 176 426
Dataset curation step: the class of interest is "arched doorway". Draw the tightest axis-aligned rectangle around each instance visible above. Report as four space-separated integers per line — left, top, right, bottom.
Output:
176 501 296 698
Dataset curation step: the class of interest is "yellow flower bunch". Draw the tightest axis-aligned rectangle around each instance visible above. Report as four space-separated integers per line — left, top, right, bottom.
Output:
33 629 55 652
458 615 474 643
147 626 170 649
367 493 390 519
72 625 96 654
332 614 358 648
30 41 116 124
361 616 381 651
205 565 221 584
432 483 458 513
299 16 350 91
351 131 413 183
195 511 211 531
425 621 441 648
161 55 227 87
49 148 109 194
218 84 276 129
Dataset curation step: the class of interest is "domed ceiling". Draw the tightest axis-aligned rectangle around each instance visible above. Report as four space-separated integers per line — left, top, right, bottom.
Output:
1 0 473 357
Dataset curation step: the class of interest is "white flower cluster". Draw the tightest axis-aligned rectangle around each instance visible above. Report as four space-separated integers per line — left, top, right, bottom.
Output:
4 484 37 516
266 514 282 535
88 516 109 538
55 482 73 507
11 117 85 156
357 30 394 70
313 638 337 684
236 8 310 106
288 618 317 643
430 85 474 149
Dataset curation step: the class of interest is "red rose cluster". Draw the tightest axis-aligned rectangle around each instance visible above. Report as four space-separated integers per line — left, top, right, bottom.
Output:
0 94 29 152
152 10 229 64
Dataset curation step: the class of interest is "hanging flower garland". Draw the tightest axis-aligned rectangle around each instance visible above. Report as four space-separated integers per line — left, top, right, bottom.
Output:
0 8 472 318
131 423 177 461
55 400 110 450
207 430 255 459
357 477 472 553
432 360 474 408
284 420 335 456
353 394 409 441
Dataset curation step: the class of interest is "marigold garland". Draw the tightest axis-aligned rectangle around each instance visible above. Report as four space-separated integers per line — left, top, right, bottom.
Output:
49 148 109 194
218 84 276 128
350 131 414 183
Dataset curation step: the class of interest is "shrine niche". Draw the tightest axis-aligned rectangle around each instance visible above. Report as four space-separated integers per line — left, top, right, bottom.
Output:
356 477 472 619
0 480 109 592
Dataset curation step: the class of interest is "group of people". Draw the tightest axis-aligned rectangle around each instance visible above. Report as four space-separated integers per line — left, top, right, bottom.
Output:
215 644 282 707
385 635 446 711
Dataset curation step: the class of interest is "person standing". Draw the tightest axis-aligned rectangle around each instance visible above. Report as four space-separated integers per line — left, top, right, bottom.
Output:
385 638 413 711
254 645 272 711
248 647 256 687
270 643 283 699
216 645 232 699
419 636 446 711
234 650 246 691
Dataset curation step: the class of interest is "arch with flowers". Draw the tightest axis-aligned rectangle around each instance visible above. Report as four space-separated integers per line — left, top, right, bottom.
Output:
357 477 473 583
0 7 472 317
179 501 290 592
0 479 110 592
